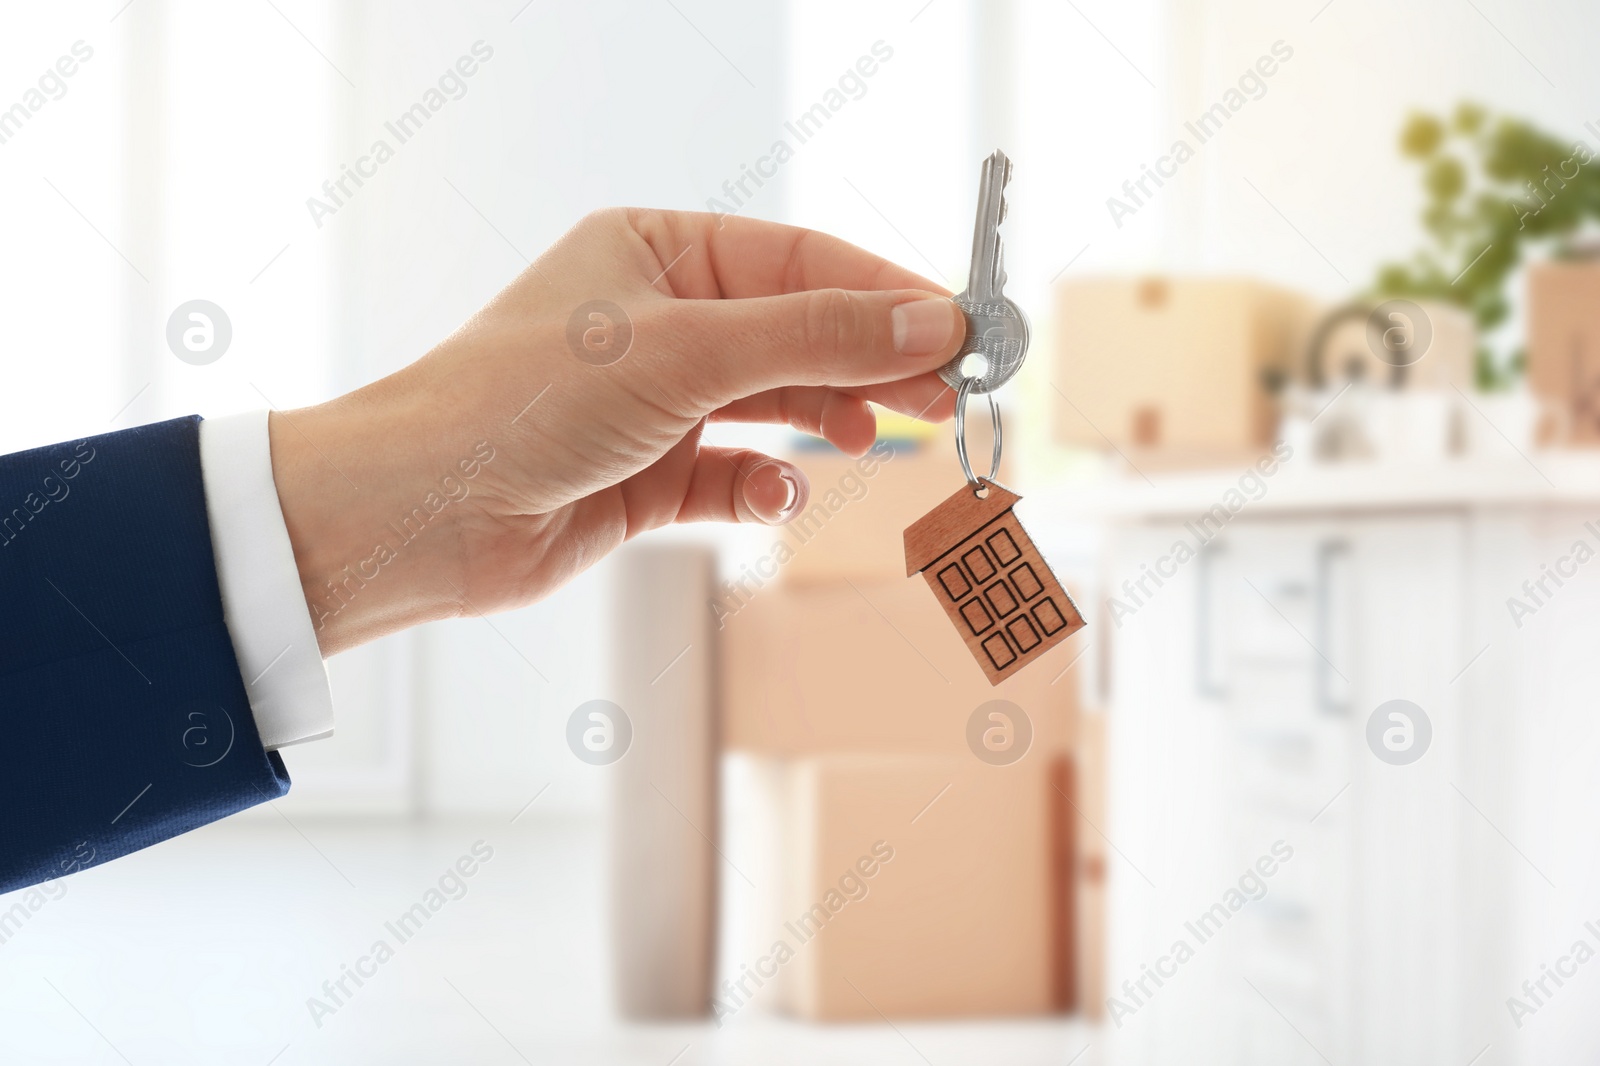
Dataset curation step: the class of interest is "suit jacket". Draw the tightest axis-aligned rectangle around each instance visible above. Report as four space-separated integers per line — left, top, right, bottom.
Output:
0 416 288 893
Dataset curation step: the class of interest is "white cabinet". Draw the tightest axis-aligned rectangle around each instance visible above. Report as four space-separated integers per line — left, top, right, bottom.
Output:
1051 460 1600 1066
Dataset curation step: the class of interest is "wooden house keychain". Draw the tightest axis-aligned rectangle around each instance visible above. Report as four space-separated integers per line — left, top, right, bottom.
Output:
904 150 1086 685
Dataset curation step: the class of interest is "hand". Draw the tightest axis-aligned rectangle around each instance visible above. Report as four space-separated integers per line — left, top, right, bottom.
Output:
268 208 965 655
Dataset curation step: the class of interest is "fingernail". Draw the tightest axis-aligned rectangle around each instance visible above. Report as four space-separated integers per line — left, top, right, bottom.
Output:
892 296 960 356
776 473 801 518
747 463 807 525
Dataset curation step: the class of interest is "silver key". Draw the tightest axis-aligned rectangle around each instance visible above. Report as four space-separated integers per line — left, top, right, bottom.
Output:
939 149 1029 394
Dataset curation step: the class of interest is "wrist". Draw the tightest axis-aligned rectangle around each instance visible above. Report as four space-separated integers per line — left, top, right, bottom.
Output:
268 389 471 656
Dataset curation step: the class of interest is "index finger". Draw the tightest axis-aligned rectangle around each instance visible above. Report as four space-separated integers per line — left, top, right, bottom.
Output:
712 214 953 297
632 209 954 300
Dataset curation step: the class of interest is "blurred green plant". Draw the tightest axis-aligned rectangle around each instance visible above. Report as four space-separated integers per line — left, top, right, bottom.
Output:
1374 102 1600 389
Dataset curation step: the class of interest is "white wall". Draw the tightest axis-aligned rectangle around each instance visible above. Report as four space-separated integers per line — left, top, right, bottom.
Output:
1149 0 1600 311
0 6 124 454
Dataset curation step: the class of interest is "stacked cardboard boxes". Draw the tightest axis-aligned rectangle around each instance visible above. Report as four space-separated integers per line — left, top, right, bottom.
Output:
718 432 1091 1020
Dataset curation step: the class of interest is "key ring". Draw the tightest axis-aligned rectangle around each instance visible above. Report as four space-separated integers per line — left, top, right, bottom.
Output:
954 374 1002 490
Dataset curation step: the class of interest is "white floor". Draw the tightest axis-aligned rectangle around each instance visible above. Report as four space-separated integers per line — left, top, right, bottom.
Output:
0 818 1099 1065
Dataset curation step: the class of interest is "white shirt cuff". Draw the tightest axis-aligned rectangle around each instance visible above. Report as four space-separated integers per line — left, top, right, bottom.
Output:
198 410 334 751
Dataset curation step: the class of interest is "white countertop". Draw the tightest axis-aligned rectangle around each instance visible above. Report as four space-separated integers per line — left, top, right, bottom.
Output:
1028 452 1600 523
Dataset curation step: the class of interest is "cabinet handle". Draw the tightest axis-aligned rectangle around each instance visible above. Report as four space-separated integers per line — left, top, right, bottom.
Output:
1315 540 1352 714
1197 542 1227 699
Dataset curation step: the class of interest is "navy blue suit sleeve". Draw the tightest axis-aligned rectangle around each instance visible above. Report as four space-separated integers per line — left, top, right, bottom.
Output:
0 416 290 893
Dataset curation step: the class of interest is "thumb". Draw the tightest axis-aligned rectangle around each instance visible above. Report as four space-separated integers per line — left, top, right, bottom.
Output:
685 289 964 401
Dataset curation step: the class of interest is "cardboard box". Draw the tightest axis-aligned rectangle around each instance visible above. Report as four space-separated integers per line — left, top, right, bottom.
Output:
1052 276 1317 455
720 753 1057 1020
1528 260 1600 442
1073 710 1107 1020
720 575 1081 757
1048 753 1078 1012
